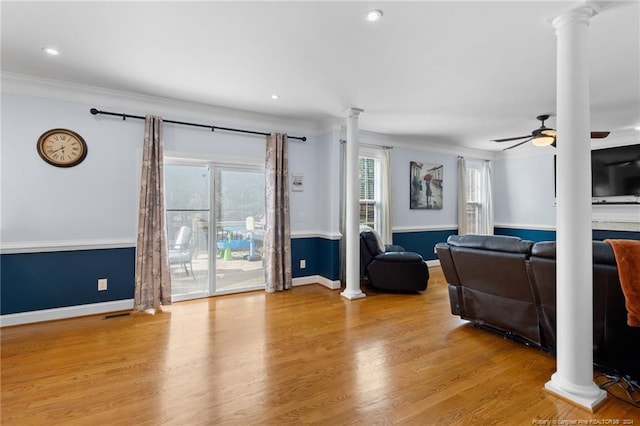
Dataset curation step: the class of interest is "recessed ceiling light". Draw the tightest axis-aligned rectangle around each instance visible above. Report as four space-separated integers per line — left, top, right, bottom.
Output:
271 94 279 100
635 125 640 131
42 47 60 56
366 9 383 22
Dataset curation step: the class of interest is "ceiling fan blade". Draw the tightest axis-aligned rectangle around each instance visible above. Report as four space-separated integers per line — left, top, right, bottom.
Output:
591 131 610 139
503 137 533 151
492 135 531 143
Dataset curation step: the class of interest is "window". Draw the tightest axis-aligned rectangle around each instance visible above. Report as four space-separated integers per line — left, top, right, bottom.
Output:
465 165 482 235
359 156 380 230
463 159 492 235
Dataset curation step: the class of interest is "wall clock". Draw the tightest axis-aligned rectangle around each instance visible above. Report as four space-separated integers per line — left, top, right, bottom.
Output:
36 128 88 168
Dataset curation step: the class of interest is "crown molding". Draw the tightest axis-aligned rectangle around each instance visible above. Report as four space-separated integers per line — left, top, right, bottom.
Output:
1 72 326 137
337 126 495 160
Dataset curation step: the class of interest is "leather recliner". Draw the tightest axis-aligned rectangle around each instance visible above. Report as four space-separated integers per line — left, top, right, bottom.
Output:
360 229 429 292
436 234 640 382
436 234 539 345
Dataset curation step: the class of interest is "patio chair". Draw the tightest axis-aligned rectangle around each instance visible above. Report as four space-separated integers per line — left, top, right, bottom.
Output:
169 226 195 278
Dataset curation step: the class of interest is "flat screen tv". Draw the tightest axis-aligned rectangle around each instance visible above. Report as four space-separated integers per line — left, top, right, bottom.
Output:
592 144 640 204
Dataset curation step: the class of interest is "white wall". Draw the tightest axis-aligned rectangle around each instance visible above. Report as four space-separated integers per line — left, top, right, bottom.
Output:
288 132 324 235
493 150 640 232
1 93 141 244
1 76 327 248
310 129 342 237
390 147 458 230
492 152 557 229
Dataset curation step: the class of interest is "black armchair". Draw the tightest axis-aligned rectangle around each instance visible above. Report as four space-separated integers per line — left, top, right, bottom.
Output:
360 229 429 292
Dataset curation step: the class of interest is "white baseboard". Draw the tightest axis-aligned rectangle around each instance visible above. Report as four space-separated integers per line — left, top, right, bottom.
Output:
0 299 134 327
293 275 342 290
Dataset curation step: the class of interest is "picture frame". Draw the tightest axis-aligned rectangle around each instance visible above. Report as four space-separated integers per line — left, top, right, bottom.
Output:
410 161 443 209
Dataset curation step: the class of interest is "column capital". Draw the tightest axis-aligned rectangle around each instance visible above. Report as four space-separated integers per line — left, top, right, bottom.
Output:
550 1 600 32
347 107 364 119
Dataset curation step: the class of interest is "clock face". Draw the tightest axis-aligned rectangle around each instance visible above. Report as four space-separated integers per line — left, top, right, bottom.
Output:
37 129 87 167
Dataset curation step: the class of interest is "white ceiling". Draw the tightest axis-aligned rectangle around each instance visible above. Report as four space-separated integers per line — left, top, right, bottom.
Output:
2 1 639 151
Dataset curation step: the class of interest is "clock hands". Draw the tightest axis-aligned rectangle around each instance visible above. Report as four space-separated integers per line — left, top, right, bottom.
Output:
48 145 76 161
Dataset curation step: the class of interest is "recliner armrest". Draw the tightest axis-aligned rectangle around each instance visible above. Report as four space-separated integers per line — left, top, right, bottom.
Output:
436 242 461 286
375 251 423 263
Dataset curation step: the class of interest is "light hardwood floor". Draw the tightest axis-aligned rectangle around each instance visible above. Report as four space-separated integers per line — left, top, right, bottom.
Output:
2 267 638 425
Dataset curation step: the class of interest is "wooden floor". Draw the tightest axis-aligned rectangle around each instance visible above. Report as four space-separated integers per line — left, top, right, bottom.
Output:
2 267 638 425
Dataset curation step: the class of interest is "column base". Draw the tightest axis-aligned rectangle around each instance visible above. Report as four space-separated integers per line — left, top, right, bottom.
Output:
544 373 607 412
340 289 366 300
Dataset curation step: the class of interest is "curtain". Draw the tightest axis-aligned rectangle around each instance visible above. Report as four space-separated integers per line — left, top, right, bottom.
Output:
380 148 393 245
264 133 292 292
480 160 494 235
457 156 468 236
134 115 171 312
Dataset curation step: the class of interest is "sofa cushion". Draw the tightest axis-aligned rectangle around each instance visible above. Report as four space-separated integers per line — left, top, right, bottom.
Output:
447 234 533 255
531 240 617 266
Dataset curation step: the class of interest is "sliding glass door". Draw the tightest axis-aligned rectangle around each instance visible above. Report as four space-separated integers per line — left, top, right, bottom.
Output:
213 166 265 292
165 163 211 300
165 161 265 301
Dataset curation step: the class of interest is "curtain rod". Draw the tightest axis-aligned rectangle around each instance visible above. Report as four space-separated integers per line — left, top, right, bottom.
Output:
339 139 393 150
89 108 307 141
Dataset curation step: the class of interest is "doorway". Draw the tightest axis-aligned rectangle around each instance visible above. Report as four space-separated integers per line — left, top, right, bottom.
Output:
165 162 265 301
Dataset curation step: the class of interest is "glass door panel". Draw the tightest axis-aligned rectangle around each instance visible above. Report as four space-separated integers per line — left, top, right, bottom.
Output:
213 166 265 293
165 164 211 301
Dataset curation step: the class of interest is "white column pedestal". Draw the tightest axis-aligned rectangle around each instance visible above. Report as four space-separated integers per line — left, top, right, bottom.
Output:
341 108 366 300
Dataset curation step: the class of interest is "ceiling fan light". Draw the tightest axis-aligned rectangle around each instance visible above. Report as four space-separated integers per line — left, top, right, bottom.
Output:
541 129 556 137
532 136 555 147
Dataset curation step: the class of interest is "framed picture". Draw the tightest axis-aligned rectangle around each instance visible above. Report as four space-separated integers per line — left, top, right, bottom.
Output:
291 173 304 191
410 161 443 209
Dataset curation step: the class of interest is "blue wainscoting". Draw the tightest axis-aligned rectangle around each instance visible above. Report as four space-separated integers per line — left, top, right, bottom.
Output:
495 227 640 242
1 247 135 315
291 237 340 281
1 239 339 318
494 227 557 242
592 229 640 241
392 229 458 261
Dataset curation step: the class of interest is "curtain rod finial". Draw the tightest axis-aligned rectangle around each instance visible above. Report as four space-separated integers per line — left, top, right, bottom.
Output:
90 108 99 115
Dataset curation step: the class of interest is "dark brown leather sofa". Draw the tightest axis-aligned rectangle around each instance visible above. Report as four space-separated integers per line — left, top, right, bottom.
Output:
436 234 640 381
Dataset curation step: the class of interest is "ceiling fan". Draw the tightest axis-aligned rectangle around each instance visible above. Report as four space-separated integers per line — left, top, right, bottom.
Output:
492 114 610 151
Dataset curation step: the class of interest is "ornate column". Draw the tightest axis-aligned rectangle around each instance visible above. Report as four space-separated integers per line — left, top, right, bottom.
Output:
341 108 366 300
544 3 607 411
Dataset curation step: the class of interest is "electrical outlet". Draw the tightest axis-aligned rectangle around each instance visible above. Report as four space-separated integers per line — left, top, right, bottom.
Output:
98 278 108 291
300 259 306 269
